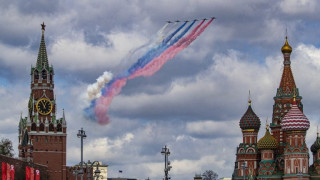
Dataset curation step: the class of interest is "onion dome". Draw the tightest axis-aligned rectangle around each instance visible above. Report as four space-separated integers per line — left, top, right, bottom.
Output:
311 137 320 153
239 100 261 130
311 131 320 153
311 144 317 154
258 125 278 149
281 36 292 53
281 97 309 131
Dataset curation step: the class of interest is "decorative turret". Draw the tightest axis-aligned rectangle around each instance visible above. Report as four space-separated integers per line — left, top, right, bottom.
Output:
239 99 261 130
257 120 279 178
312 130 320 154
278 36 297 91
258 122 278 150
234 94 261 179
281 96 309 131
310 127 320 177
281 96 310 177
62 108 66 126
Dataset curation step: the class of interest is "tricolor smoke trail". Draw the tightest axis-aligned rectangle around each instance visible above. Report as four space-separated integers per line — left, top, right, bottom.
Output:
85 19 215 125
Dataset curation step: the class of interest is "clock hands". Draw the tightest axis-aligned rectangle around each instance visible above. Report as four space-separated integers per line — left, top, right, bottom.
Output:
41 100 46 107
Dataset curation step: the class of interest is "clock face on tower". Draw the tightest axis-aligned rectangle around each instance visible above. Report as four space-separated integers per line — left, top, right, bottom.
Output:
36 98 53 115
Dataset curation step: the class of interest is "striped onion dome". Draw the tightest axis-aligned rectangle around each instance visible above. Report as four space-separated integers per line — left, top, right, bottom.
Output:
239 100 261 130
258 127 278 149
281 98 309 131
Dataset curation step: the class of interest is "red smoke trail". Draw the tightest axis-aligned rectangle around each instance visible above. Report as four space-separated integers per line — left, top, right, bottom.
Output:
129 19 213 78
93 19 213 124
94 77 127 124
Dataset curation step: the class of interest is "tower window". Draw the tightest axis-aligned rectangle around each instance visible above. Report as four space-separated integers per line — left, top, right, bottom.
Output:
34 70 39 80
57 123 62 132
40 123 45 131
42 70 47 80
49 123 54 132
31 123 36 131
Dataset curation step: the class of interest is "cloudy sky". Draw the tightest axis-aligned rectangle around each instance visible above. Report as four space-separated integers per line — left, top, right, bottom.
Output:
1 0 320 179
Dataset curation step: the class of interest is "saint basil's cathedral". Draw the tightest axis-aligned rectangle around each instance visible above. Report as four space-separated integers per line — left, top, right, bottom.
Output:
232 37 320 180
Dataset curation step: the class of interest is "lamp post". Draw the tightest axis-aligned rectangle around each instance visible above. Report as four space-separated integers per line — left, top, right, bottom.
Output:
72 169 79 180
82 160 102 180
241 162 247 180
93 163 103 180
77 128 87 180
161 145 172 180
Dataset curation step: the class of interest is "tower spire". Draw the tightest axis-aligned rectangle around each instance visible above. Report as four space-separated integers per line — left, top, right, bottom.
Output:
248 90 251 106
286 27 288 37
36 22 49 70
278 36 296 94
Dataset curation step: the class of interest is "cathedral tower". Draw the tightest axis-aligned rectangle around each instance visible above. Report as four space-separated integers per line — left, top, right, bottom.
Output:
233 98 261 179
281 96 310 179
271 36 303 155
257 121 279 179
310 129 320 178
18 23 67 179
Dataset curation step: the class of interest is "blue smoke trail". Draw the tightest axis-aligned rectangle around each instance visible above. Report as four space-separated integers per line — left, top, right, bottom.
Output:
90 21 196 108
125 22 188 76
101 22 196 96
138 20 196 68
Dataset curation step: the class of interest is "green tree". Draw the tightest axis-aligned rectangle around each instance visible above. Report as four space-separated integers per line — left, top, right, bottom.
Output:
202 170 218 180
0 138 14 157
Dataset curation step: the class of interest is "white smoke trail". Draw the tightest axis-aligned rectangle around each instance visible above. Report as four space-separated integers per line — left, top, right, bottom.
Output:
112 23 173 76
86 71 113 101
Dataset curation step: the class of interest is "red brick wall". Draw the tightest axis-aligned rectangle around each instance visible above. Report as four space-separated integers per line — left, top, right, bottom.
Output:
0 154 48 179
32 134 66 179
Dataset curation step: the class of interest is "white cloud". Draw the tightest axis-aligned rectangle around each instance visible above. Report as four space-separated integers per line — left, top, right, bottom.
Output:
50 31 147 72
280 0 318 15
0 43 36 72
172 155 226 178
68 133 135 164
186 120 239 138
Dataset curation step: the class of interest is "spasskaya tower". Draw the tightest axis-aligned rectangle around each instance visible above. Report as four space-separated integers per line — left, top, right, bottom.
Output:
18 22 67 179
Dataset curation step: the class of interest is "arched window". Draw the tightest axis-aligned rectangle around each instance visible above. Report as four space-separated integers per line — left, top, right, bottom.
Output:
42 70 47 80
247 148 254 153
31 123 37 131
57 123 62 132
49 123 54 132
34 70 39 80
40 123 45 131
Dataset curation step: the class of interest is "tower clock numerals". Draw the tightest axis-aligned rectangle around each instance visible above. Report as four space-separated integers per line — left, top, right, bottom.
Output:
36 98 53 115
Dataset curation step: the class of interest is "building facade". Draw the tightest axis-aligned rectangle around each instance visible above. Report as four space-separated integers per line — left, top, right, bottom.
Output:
18 23 67 179
232 37 320 180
